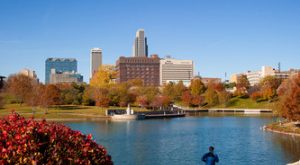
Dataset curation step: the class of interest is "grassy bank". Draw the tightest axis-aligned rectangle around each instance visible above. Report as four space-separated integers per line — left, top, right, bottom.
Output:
265 122 300 136
0 104 148 120
213 97 277 109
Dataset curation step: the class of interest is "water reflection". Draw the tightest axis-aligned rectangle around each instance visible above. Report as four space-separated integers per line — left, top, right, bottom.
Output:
270 133 300 162
65 115 300 165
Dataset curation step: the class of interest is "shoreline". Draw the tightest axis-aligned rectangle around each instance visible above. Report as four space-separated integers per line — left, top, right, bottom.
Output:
264 122 300 137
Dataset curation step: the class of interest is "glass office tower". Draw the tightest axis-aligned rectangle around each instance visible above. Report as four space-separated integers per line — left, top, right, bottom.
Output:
45 58 77 83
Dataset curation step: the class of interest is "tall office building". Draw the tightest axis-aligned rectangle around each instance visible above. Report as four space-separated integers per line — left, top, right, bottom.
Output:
132 29 148 57
90 48 102 78
160 57 194 86
45 58 77 83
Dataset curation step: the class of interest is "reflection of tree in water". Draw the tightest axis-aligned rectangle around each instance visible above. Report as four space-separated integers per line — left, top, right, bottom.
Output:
271 134 300 162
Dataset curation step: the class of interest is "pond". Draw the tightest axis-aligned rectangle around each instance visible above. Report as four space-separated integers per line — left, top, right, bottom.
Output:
65 114 300 165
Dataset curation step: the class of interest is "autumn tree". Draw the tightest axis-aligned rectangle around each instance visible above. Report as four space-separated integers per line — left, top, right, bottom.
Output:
138 86 159 105
150 95 171 109
205 87 219 106
162 82 176 101
40 84 61 114
191 95 204 107
259 76 281 100
218 91 231 105
278 73 300 121
128 79 143 87
190 78 206 96
82 85 95 106
174 81 187 101
60 83 85 105
181 91 192 107
92 87 110 107
90 66 116 88
6 74 36 105
136 95 148 108
235 75 250 97
236 75 250 89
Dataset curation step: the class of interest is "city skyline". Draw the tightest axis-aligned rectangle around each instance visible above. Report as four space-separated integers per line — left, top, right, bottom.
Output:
1 0 300 82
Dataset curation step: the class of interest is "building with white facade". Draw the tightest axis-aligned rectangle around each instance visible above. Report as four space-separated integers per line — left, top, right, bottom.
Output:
245 66 275 86
90 48 102 79
234 66 300 86
50 69 83 84
132 29 148 57
19 68 39 82
160 57 194 86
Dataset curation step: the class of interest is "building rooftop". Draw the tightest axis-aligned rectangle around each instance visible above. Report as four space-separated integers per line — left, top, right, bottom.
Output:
46 58 77 62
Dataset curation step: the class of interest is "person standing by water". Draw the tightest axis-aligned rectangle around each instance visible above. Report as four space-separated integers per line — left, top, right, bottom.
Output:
202 146 219 165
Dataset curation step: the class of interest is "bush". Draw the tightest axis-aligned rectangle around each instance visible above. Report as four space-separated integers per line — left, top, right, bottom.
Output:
250 91 262 102
0 112 113 164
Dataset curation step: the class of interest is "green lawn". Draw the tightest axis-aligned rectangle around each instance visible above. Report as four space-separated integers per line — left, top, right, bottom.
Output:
0 104 148 120
213 97 277 109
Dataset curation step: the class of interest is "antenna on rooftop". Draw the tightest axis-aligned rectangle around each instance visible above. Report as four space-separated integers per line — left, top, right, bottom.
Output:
278 62 281 72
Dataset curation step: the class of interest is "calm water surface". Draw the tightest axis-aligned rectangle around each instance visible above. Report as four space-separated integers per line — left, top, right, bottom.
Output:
65 114 300 165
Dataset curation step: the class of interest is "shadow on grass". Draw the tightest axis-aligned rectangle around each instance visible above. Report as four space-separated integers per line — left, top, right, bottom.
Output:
51 105 88 111
226 98 239 107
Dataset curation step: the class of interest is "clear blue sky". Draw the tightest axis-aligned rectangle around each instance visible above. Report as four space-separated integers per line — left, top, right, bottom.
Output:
1 0 300 83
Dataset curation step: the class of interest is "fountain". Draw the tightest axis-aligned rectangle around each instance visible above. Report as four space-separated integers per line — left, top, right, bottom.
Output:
111 104 138 120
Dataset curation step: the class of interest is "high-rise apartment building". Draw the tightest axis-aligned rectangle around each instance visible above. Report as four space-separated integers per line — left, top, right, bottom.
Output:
45 58 77 83
90 48 102 78
116 55 160 86
132 29 148 57
160 57 194 86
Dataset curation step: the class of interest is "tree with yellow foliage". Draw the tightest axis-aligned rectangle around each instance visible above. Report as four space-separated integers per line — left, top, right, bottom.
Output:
90 66 116 88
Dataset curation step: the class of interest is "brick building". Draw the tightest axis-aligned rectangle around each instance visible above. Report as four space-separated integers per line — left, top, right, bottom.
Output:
116 55 160 86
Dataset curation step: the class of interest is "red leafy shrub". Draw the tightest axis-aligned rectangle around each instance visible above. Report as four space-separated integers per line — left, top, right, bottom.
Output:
0 112 113 165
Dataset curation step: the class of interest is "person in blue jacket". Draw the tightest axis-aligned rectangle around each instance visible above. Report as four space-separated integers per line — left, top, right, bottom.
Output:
202 146 219 165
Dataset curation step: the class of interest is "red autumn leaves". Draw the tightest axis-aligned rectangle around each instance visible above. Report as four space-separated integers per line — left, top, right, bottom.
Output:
0 112 113 164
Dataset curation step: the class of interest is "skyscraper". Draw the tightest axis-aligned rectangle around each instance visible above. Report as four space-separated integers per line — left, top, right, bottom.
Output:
90 48 102 78
45 58 77 83
132 29 148 57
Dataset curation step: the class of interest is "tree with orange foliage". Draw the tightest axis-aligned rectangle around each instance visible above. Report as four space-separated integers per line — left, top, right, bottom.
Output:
6 74 36 105
250 91 263 102
259 76 281 100
181 91 192 107
40 84 61 114
191 95 204 107
235 75 250 97
278 73 300 121
92 87 110 107
150 95 171 109
136 95 148 108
